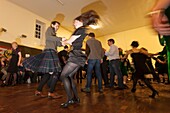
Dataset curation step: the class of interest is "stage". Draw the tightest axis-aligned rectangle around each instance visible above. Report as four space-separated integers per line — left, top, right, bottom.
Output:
0 81 170 113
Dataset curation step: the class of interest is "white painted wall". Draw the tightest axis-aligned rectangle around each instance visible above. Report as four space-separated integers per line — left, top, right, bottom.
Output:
98 26 164 54
0 0 71 50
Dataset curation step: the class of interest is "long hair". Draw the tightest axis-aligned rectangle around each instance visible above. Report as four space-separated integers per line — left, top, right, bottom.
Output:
75 10 100 26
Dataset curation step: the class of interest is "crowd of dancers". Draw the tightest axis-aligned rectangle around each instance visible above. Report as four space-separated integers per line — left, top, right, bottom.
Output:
0 4 170 108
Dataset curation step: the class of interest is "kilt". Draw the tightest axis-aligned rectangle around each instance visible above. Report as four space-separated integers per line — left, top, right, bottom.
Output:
68 50 86 67
23 49 61 73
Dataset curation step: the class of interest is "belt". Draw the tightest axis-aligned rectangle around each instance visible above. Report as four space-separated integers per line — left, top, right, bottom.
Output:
110 59 120 61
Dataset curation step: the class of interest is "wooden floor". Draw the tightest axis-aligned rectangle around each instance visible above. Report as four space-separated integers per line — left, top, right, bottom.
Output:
0 80 170 113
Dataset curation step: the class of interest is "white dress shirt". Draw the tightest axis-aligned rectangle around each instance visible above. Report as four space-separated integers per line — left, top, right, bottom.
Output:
105 44 120 61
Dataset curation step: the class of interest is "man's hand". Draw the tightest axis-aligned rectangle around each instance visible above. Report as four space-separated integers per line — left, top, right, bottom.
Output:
100 59 103 64
152 12 170 36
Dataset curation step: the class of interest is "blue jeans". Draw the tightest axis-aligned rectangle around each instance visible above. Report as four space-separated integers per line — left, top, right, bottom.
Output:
86 59 102 90
109 59 124 88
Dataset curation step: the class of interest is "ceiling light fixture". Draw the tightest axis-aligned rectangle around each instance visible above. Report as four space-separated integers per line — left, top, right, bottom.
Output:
89 24 100 29
0 28 7 32
20 34 27 38
56 0 64 5
89 21 102 29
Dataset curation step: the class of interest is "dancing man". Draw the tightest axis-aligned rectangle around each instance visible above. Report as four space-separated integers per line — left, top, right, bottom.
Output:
23 21 64 99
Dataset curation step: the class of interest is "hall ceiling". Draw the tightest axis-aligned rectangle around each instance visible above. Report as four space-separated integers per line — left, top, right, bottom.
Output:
8 0 157 37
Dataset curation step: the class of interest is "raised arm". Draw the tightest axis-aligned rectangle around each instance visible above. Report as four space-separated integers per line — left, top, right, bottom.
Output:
47 36 62 42
66 35 81 45
123 50 131 59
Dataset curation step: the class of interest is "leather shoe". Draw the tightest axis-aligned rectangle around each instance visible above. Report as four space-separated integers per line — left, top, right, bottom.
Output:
61 100 74 108
34 90 46 97
48 92 62 99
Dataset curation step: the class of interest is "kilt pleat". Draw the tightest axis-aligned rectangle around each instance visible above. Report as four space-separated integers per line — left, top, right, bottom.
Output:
23 49 61 73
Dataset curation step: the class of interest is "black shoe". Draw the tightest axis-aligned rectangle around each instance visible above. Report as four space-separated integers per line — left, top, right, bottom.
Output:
61 100 74 108
1 83 5 87
1 83 8 87
149 91 159 98
114 82 118 86
73 98 80 103
98 89 104 93
131 88 136 93
138 81 145 87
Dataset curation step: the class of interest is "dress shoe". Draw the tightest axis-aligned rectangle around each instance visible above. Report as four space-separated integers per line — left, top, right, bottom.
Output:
1 83 8 87
131 88 136 93
81 88 90 93
73 97 80 103
98 89 104 93
34 90 46 97
114 82 118 86
149 91 159 98
48 92 62 99
138 81 145 87
61 100 74 108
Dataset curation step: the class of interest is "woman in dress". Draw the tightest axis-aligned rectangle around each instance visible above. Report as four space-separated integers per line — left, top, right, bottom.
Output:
5 42 22 86
125 41 158 98
60 10 100 108
23 21 64 98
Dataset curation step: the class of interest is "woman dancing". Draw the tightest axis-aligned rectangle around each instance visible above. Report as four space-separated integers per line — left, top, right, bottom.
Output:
23 21 64 98
5 42 22 86
60 10 100 108
125 41 158 98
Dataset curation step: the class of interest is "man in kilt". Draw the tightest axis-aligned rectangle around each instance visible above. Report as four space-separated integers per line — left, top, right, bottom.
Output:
23 21 65 99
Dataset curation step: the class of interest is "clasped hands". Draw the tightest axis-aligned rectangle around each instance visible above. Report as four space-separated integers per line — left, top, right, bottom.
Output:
61 37 68 46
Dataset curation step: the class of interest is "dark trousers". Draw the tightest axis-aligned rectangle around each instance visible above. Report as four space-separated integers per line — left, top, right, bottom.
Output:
37 73 59 93
109 59 124 88
101 61 109 85
76 67 83 83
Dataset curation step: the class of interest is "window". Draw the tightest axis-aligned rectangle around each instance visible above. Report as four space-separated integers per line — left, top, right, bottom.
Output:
35 20 45 39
